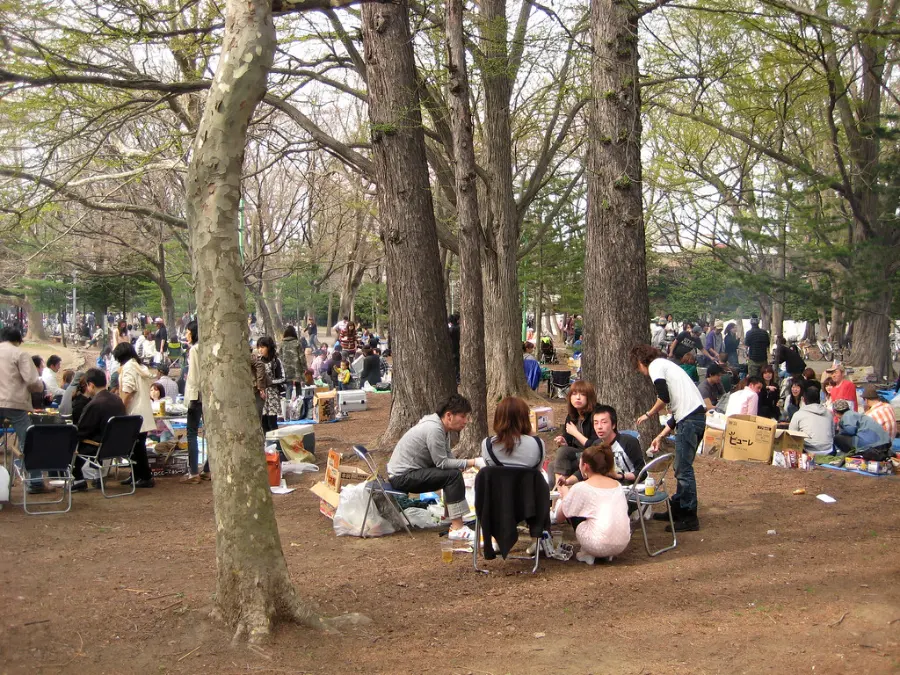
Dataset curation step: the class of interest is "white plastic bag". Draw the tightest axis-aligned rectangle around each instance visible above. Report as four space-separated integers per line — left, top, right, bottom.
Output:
333 481 396 537
0 465 9 502
403 506 440 529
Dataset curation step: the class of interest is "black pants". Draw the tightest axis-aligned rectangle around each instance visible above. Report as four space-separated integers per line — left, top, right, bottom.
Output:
389 468 466 505
834 434 854 455
73 432 151 481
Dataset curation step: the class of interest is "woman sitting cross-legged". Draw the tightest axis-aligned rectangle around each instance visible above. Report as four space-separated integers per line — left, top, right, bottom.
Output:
555 443 630 565
481 396 545 468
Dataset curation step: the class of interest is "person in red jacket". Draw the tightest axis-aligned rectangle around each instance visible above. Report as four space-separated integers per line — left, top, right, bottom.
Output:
823 363 857 411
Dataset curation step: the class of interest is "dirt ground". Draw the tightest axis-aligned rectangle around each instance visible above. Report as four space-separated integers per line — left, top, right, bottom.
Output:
1 379 899 674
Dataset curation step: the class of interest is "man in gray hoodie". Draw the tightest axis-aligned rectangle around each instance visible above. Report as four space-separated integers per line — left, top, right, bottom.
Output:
789 386 834 455
387 394 484 542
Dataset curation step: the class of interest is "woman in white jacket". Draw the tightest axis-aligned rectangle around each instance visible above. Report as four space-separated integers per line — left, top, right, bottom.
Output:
112 342 156 488
182 320 209 483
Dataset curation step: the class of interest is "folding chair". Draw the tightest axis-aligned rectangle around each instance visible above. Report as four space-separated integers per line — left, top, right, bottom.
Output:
79 415 144 499
351 445 414 538
12 424 78 515
623 453 677 557
472 467 550 574
547 370 571 399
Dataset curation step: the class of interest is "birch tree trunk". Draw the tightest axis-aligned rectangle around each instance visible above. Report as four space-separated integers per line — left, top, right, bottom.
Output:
184 0 322 642
361 0 456 445
447 0 488 457
582 0 657 434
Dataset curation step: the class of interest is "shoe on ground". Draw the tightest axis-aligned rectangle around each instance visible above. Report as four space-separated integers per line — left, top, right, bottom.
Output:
575 551 596 565
120 476 134 486
91 479 102 489
71 480 88 492
666 515 700 532
448 525 475 542
181 474 201 484
653 504 681 521
27 485 50 495
135 478 155 488
199 472 211 481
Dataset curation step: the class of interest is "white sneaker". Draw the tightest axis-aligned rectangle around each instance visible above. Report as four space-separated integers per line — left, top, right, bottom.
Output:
575 551 596 565
448 525 475 542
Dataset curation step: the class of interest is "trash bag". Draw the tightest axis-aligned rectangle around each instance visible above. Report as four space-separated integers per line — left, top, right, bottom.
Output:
403 506 440 529
333 481 397 537
0 465 9 502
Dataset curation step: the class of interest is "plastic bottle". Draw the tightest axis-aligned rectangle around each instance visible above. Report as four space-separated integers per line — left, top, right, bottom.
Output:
644 475 656 496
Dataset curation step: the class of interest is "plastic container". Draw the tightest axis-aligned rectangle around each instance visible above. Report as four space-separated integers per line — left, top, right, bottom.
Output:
440 538 454 563
266 451 282 487
644 475 656 496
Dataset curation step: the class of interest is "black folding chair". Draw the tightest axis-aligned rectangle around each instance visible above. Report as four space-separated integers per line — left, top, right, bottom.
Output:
12 424 78 515
79 415 144 499
547 370 571 399
352 445 414 538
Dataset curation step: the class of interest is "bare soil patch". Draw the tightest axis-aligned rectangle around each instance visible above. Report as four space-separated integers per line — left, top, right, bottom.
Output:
1 390 899 674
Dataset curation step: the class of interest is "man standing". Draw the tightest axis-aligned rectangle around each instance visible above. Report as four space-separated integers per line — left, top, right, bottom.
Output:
153 318 168 362
71 368 128 491
823 363 857 411
698 364 725 410
0 327 47 493
633 344 706 532
862 385 896 438
651 318 667 350
306 316 319 348
387 395 484 542
743 315 770 377
668 323 702 362
703 320 725 365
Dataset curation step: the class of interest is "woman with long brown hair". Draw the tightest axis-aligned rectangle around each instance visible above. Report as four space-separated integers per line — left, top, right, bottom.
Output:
553 380 598 482
480 396 545 468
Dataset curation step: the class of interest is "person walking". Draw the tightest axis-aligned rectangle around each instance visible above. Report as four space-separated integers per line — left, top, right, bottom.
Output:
0 327 48 493
632 344 706 532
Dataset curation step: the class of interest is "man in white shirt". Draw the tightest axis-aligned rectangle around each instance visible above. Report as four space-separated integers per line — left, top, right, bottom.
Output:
41 354 66 400
724 376 763 417
633 344 706 532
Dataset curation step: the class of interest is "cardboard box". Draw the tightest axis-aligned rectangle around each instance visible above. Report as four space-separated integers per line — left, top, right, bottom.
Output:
722 415 777 463
314 391 338 423
310 481 339 519
324 450 370 491
148 453 189 477
529 406 554 434
702 427 724 457
776 429 807 454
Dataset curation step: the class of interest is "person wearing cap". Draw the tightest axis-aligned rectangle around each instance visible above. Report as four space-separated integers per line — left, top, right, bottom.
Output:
703 320 725 365
153 317 168 362
743 315 770 378
823 363 857 411
833 399 891 454
669 322 702 362
651 317 667 350
862 385 896 437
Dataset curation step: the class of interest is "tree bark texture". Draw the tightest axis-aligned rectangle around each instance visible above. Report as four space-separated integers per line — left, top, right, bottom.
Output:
184 0 321 642
361 0 456 446
582 0 657 434
23 297 47 342
478 0 528 401
447 0 488 457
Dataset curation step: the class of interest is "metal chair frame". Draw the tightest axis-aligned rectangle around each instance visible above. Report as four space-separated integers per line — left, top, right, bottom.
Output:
352 445 413 538
79 415 143 499
11 424 78 515
623 453 677 557
547 371 572 399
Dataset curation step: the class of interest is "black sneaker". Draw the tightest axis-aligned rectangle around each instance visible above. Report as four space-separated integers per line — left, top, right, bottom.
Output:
666 512 700 532
120 476 134 486
71 480 88 492
653 504 681 522
135 478 155 488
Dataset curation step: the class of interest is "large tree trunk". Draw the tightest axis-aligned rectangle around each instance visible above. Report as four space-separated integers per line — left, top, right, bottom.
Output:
361 0 456 445
23 296 47 342
184 0 322 642
479 0 528 401
262 278 283 336
250 285 275 337
447 0 488 458
848 289 894 378
582 0 657 434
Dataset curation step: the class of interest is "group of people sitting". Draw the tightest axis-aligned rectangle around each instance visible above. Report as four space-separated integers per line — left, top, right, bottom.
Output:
386 383 641 566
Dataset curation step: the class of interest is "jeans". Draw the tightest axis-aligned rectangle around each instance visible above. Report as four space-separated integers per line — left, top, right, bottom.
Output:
673 412 706 512
308 334 318 348
389 467 468 519
187 400 208 475
554 446 582 478
0 407 41 487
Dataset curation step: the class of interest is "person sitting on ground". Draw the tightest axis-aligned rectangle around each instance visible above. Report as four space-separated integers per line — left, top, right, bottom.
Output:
757 365 781 419
821 376 836 414
153 364 179 401
71 368 129 491
862 384 896 438
698 363 725 410
773 336 806 379
359 347 382 387
833 399 892 455
553 380 598 483
781 377 805 423
725 376 763 417
387 395 484 542
522 341 537 362
803 368 818 384
70 375 90 426
481 396 545 468
789 386 835 455
554 443 631 565
822 363 857 411
679 351 699 383
42 354 66 403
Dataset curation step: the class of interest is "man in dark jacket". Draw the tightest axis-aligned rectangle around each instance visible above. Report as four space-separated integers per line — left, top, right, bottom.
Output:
558 404 645 486
743 315 770 377
71 368 127 490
